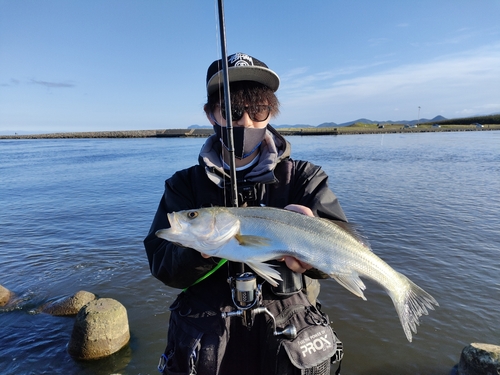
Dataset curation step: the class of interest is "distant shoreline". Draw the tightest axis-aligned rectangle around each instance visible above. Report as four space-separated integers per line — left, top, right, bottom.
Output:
1 125 499 139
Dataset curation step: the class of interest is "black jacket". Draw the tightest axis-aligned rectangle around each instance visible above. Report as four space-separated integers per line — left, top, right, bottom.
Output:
144 127 347 297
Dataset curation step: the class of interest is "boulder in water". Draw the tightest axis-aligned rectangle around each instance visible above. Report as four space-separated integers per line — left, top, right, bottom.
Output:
42 290 96 315
458 342 500 375
0 285 12 306
67 298 130 360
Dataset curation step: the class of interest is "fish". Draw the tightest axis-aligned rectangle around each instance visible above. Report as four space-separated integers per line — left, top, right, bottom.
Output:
156 206 438 342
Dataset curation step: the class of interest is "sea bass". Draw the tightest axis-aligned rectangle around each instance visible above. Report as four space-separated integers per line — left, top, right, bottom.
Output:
156 206 438 342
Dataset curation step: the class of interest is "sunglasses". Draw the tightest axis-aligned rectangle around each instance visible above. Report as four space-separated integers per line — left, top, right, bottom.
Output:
218 104 271 122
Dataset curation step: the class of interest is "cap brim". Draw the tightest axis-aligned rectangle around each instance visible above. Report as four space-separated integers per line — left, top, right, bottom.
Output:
206 66 280 95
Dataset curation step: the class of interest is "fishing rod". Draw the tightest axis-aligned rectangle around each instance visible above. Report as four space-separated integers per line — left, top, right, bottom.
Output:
216 0 252 323
214 1 296 338
216 0 238 209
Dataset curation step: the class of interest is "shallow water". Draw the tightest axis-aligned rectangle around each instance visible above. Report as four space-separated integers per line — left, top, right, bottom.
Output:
1 131 499 374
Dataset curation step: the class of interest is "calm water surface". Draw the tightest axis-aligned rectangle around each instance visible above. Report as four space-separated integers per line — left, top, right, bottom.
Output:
1 131 499 374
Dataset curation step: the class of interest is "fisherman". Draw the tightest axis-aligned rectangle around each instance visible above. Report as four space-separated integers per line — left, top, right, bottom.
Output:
144 52 348 375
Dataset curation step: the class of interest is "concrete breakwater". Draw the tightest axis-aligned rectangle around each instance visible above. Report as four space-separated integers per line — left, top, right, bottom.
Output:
0 128 214 139
2 124 498 139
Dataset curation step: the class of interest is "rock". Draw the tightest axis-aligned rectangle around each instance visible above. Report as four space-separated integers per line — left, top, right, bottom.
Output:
42 290 96 315
458 343 500 375
67 298 130 360
0 285 12 306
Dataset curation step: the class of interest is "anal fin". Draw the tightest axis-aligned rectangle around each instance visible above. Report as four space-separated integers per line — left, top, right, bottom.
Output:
331 272 367 300
246 260 283 287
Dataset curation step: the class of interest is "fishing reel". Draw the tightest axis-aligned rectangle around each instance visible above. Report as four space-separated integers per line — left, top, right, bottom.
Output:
232 272 261 310
221 271 297 339
221 272 261 329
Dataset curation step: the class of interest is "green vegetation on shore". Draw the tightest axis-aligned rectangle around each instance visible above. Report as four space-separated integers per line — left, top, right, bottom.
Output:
277 123 500 136
432 114 500 126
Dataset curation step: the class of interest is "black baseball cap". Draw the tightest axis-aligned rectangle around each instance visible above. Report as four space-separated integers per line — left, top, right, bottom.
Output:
206 52 280 95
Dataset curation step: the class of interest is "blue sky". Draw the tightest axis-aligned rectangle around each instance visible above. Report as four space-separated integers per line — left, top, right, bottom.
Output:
1 0 499 133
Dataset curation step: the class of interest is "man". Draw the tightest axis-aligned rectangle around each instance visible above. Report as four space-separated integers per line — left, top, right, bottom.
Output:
144 52 346 375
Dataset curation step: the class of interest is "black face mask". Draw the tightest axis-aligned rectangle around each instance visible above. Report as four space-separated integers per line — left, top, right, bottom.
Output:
213 123 267 159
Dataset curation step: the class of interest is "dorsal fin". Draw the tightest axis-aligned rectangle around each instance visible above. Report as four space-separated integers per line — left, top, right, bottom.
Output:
331 220 372 250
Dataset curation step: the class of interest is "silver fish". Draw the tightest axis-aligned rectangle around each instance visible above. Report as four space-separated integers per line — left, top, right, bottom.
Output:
156 206 438 342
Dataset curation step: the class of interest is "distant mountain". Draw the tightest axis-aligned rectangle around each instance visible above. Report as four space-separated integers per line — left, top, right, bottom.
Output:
337 118 377 127
336 115 448 127
187 115 450 129
407 115 447 126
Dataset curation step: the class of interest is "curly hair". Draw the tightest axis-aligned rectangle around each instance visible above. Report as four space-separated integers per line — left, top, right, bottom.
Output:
204 81 280 118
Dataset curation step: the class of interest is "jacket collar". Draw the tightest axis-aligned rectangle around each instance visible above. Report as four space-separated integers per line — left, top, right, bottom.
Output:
199 125 290 188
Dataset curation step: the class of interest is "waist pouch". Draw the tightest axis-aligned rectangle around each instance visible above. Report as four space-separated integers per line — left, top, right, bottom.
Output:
260 299 343 375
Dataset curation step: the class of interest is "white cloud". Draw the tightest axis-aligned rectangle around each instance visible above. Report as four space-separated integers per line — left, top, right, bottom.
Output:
277 43 500 124
281 61 392 95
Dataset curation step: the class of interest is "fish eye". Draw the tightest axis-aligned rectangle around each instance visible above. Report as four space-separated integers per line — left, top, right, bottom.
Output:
187 211 198 219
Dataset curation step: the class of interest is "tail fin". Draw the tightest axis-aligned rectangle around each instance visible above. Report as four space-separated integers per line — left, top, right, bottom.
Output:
390 273 439 342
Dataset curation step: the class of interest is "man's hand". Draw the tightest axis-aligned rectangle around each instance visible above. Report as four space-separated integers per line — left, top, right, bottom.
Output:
281 204 314 273
284 204 314 216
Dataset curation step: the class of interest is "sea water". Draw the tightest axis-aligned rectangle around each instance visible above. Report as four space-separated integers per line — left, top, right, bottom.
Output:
1 131 499 374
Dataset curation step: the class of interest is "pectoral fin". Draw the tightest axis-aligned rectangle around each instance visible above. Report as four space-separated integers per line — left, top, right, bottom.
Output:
246 260 283 287
235 233 271 247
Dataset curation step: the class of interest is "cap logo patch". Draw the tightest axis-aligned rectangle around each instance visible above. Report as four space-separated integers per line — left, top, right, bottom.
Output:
229 53 253 67
206 52 279 94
